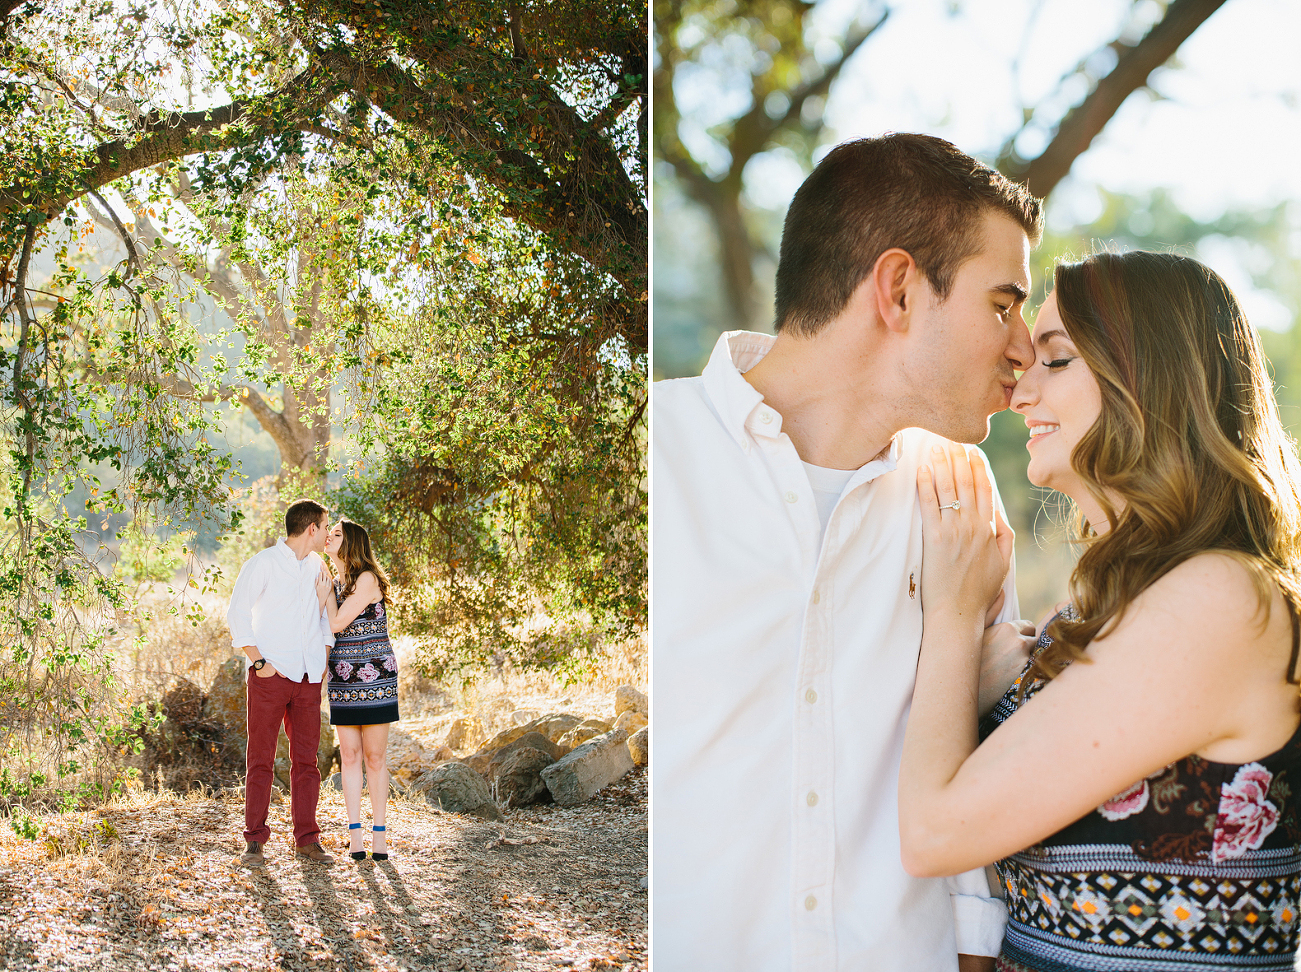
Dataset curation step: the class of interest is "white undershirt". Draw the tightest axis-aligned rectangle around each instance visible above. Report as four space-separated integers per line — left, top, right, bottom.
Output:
802 461 856 548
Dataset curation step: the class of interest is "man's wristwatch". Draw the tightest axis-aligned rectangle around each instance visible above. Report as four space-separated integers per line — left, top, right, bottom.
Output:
251 658 267 671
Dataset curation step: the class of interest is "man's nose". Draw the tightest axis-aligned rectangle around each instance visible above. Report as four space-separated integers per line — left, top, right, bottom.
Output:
1005 320 1034 372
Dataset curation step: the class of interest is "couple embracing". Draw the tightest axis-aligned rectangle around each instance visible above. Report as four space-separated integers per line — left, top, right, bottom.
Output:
655 133 1301 970
225 498 401 867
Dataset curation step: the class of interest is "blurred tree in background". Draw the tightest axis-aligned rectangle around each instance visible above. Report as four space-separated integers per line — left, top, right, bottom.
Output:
653 0 1301 622
0 0 646 815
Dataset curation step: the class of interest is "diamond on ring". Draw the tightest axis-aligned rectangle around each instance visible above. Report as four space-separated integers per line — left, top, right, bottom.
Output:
941 501 961 511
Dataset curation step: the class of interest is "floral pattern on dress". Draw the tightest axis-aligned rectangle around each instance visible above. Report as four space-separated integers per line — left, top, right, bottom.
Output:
1212 762 1280 861
381 654 397 672
1099 779 1150 821
356 662 380 683
334 661 354 679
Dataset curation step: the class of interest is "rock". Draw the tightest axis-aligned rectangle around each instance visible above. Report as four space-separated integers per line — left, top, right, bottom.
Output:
385 728 431 789
613 710 648 734
431 744 455 762
628 727 647 767
613 685 648 718
558 726 598 750
493 747 555 808
510 708 542 726
478 724 534 755
444 715 485 752
540 729 633 806
163 678 204 727
486 732 562 778
204 657 250 760
464 750 495 776
409 762 503 821
528 713 583 744
557 717 612 752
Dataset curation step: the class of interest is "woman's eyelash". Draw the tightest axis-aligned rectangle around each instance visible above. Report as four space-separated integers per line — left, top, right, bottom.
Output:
1045 357 1073 369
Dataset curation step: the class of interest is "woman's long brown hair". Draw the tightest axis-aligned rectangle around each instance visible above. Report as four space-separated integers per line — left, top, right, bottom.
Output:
1033 250 1301 682
335 518 392 604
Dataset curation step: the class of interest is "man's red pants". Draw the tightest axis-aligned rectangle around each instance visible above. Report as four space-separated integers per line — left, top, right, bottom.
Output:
244 671 323 846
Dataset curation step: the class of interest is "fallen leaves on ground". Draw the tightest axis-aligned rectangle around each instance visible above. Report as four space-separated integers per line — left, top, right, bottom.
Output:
0 769 647 971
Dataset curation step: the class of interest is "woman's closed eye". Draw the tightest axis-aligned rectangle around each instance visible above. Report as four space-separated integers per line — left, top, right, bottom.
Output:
1044 356 1075 370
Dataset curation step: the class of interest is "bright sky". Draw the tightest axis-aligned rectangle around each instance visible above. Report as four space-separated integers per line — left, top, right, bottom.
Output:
734 0 1301 217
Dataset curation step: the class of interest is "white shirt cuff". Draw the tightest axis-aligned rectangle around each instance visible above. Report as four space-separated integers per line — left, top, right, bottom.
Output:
950 890 1007 957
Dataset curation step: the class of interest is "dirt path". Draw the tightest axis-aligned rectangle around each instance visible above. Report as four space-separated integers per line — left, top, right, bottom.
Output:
0 769 647 971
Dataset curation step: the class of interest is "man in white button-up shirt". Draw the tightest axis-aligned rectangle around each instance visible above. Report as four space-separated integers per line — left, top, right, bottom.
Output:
653 134 1043 971
227 498 336 866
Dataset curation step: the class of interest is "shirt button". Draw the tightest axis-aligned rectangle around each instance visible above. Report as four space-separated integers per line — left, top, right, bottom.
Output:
804 895 818 911
806 791 819 807
785 491 798 503
811 590 820 604
760 411 773 424
805 688 817 704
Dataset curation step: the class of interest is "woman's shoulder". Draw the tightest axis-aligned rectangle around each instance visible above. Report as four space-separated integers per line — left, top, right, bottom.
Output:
1098 551 1287 662
1144 551 1276 616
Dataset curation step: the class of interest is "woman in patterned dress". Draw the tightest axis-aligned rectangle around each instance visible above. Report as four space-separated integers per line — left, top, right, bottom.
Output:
320 518 399 861
898 251 1301 971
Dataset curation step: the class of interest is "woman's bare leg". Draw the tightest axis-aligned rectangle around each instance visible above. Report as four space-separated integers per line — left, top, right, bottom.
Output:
336 725 364 854
361 723 390 855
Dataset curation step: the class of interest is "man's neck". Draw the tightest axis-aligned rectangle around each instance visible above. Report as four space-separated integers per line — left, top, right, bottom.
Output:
283 534 315 560
742 329 900 470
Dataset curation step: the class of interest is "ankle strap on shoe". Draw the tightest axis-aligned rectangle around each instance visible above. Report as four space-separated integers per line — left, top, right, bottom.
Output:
348 822 361 830
372 824 386 832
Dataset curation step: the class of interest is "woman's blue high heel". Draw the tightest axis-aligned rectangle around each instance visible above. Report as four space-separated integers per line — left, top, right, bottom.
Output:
348 821 366 861
371 824 388 861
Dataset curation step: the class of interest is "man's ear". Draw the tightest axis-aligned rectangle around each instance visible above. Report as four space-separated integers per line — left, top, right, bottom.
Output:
871 248 919 334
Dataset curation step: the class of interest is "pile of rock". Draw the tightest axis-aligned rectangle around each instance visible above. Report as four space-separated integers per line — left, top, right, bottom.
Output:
406 683 649 817
195 660 649 820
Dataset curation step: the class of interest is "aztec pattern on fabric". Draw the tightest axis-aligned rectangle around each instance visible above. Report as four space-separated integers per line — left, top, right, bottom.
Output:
978 605 1301 971
327 581 400 725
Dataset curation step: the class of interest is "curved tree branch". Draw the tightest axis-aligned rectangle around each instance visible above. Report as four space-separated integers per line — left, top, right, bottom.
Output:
1006 0 1229 198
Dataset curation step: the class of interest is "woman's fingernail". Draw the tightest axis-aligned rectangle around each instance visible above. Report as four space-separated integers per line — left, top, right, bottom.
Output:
932 445 944 455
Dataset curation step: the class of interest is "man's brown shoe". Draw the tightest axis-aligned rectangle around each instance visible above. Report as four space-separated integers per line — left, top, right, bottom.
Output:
240 841 265 866
294 841 335 864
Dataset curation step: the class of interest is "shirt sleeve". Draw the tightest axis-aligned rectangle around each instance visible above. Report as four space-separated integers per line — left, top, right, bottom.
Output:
947 868 1008 956
950 448 1016 956
319 604 335 648
226 556 265 649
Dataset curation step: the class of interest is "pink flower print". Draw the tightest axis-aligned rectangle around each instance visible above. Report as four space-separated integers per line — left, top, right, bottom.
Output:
1212 762 1279 862
334 661 354 680
381 654 397 672
1098 779 1149 821
356 663 380 683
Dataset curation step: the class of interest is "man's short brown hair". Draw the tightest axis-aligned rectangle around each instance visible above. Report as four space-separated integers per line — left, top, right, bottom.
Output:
285 498 327 537
774 133 1043 336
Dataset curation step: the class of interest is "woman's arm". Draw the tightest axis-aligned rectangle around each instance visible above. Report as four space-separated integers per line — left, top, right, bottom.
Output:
898 443 1294 877
329 572 382 633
